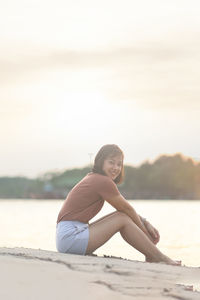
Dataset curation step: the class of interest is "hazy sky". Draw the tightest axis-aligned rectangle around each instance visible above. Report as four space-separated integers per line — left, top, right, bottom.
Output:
1 0 200 177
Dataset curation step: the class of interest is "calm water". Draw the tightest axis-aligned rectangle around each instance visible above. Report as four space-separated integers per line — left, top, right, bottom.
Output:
1 199 200 267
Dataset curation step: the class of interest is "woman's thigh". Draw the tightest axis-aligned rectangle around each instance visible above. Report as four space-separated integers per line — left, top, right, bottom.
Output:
86 211 130 254
89 211 117 226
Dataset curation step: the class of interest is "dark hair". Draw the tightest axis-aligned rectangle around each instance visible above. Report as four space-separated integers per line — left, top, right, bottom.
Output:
92 144 124 184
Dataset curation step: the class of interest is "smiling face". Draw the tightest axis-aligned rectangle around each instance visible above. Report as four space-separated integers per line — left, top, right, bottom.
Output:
92 144 124 184
102 155 123 181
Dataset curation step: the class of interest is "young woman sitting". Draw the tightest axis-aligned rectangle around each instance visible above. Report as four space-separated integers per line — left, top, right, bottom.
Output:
56 144 180 265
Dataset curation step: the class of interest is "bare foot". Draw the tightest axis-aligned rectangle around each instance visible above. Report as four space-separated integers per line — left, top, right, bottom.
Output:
145 255 181 266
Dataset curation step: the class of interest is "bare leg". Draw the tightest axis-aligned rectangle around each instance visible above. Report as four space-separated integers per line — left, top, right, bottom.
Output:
86 211 178 265
89 211 116 226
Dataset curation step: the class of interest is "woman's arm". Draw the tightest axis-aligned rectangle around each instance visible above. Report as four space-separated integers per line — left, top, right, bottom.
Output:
139 215 147 225
105 194 150 237
139 215 160 244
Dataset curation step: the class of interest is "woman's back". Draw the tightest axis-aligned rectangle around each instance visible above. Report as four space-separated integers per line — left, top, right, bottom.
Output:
57 172 120 224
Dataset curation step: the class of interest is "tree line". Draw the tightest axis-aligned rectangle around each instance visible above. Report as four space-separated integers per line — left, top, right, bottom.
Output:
0 153 200 200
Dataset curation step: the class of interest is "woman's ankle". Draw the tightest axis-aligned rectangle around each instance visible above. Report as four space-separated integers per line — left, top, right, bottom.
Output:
146 253 179 265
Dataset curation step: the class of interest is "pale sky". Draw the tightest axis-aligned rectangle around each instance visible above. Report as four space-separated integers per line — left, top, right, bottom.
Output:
1 0 200 177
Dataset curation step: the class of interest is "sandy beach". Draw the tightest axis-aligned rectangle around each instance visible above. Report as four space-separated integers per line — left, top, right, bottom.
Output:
0 247 199 300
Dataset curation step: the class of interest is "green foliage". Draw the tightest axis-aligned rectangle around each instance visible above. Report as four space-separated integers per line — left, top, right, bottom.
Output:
0 155 200 199
121 154 199 199
0 177 44 198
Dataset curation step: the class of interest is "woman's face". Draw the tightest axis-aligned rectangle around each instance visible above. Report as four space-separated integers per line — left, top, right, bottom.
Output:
102 155 123 180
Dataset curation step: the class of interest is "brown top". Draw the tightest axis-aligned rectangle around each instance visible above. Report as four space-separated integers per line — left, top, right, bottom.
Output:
57 172 120 224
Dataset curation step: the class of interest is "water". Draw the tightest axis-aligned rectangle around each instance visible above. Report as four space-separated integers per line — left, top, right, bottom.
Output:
1 199 200 267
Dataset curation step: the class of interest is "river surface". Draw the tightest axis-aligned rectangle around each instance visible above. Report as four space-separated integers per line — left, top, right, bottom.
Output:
1 199 200 267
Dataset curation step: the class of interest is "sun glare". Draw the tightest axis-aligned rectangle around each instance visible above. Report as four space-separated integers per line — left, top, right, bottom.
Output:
58 91 109 131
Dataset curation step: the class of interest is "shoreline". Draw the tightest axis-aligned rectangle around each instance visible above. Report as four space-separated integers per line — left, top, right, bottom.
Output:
1 247 200 299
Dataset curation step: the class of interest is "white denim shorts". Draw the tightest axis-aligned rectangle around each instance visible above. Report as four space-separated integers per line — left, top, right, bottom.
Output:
56 220 89 255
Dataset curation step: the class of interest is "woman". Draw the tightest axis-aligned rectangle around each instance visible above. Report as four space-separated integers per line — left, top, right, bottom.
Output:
56 144 179 265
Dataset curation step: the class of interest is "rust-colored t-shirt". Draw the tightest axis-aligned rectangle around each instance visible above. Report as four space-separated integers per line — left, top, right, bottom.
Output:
57 172 120 224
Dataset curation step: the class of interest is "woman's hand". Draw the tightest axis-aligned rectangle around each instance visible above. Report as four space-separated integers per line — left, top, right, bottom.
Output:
144 221 160 244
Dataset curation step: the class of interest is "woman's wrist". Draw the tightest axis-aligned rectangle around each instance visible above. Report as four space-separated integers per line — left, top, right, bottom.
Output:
140 215 148 226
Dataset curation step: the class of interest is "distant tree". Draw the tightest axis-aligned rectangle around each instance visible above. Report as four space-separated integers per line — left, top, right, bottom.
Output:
1 155 200 200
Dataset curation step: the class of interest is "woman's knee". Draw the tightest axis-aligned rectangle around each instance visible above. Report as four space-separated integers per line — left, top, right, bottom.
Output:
114 211 132 224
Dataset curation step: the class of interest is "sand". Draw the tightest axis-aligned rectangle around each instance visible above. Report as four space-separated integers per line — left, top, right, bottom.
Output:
0 247 199 300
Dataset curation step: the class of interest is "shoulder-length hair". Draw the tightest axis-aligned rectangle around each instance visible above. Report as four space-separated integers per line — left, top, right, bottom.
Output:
92 144 124 184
